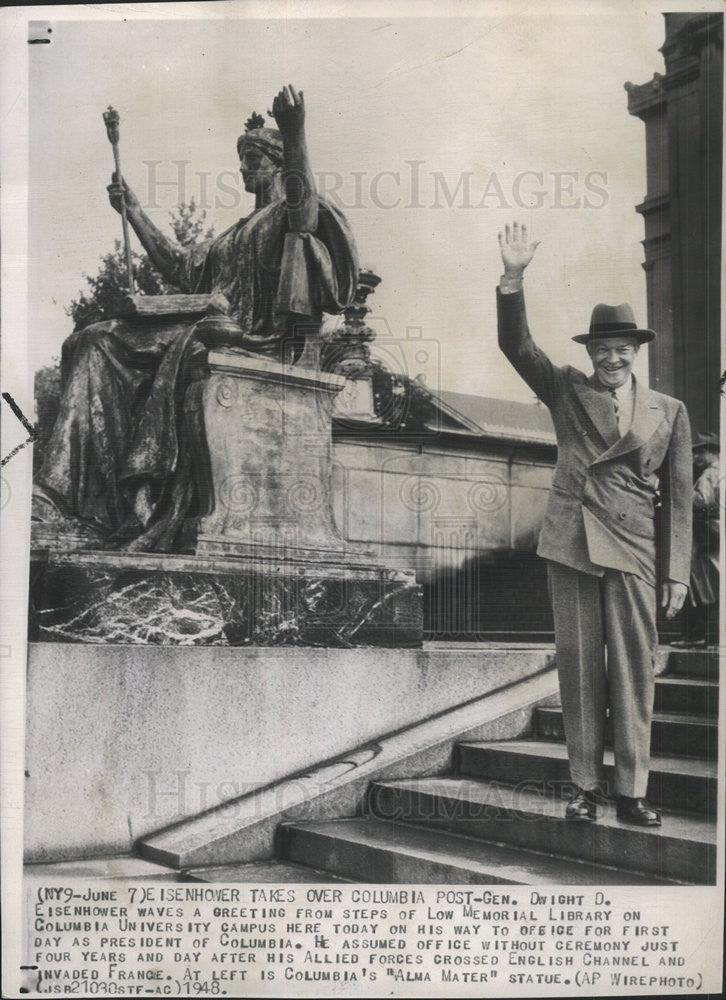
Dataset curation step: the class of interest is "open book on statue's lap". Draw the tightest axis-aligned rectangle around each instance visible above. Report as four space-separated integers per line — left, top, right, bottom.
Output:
118 293 254 351
118 292 225 317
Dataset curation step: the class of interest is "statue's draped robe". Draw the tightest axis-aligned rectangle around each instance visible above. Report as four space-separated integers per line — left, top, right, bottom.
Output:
38 200 358 551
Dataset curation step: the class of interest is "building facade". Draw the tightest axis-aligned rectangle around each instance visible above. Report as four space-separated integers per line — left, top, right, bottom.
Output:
625 12 723 438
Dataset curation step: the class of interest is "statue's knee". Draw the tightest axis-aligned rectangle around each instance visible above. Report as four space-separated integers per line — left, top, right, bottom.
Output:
65 321 113 356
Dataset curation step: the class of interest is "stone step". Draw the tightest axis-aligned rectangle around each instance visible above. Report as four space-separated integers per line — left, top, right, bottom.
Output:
184 860 350 883
456 740 718 817
659 647 719 681
367 778 716 884
136 663 558 870
534 707 718 760
654 676 718 717
278 817 679 885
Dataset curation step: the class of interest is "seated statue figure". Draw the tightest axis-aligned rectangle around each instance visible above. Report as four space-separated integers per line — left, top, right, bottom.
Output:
33 86 359 552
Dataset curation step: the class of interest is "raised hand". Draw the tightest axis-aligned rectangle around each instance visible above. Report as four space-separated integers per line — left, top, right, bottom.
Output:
272 84 305 139
498 221 540 278
271 84 317 232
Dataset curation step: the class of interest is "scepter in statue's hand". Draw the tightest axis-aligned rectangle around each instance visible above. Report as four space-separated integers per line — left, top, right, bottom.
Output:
103 106 136 294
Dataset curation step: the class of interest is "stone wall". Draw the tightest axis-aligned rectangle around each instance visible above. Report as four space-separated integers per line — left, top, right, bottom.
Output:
25 642 554 861
332 436 554 574
332 435 556 637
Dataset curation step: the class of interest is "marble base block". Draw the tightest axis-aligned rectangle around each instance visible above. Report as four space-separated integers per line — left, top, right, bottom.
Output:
29 551 422 647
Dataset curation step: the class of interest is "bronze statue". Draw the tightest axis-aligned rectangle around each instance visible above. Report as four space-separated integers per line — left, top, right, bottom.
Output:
33 86 359 552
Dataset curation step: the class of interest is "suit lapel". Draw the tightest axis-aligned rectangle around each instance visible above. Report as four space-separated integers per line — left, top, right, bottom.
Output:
572 379 621 449
590 378 665 465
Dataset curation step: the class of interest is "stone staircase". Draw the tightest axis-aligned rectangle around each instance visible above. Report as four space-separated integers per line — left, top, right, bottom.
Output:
219 646 717 886
27 647 717 888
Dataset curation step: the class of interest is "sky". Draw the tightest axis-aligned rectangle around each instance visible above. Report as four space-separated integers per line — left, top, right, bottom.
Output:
23 5 669 402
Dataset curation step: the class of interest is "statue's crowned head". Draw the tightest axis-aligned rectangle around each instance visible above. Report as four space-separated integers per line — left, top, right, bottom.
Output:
237 111 284 166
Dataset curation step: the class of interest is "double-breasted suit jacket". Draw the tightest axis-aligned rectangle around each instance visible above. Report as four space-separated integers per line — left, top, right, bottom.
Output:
497 287 693 798
497 289 693 589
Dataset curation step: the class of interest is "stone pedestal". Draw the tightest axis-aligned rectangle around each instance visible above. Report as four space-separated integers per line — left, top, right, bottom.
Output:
196 350 374 569
29 349 423 646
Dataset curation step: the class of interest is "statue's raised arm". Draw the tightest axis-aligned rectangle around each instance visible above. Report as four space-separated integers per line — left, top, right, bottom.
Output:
272 84 318 234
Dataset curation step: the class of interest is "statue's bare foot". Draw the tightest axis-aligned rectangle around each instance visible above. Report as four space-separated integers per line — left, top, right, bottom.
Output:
31 485 105 549
119 534 156 553
31 485 68 522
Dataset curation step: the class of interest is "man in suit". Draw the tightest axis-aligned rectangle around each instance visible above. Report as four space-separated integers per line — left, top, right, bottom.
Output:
497 222 692 827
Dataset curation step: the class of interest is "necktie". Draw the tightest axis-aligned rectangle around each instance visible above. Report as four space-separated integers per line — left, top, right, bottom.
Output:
609 388 620 432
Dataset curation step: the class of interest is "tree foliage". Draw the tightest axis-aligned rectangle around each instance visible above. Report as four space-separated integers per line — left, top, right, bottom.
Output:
168 199 216 248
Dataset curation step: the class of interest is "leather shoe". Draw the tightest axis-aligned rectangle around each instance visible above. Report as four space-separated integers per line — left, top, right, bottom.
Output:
565 788 598 822
616 796 661 827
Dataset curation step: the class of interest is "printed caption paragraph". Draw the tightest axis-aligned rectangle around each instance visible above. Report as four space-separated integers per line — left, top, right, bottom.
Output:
23 884 718 996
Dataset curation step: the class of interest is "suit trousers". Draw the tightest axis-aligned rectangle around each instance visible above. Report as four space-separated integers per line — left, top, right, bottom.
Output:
547 561 658 798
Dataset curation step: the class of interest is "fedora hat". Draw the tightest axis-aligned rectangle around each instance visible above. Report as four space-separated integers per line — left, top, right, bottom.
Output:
572 303 656 344
692 431 719 451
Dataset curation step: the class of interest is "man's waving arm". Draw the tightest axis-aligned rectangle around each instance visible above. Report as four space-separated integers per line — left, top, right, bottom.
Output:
496 222 559 408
